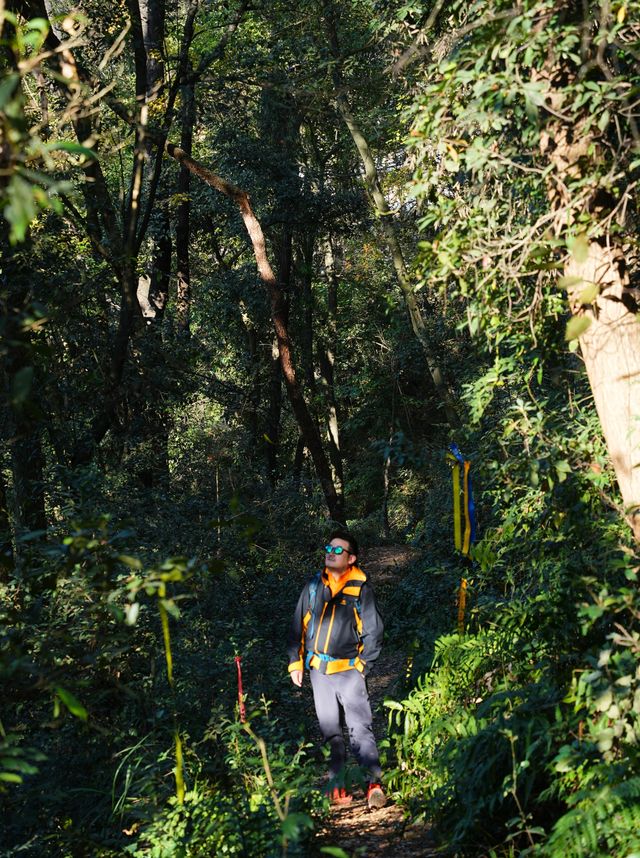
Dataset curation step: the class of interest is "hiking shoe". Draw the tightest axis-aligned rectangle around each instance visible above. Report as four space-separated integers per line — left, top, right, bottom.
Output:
328 786 353 805
366 782 386 809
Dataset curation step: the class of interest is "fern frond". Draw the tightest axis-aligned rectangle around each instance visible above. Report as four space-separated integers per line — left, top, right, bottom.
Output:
544 776 640 858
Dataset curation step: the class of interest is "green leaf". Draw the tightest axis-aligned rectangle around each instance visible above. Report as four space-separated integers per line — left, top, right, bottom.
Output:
557 275 584 290
11 366 34 406
565 316 592 341
54 687 88 721
597 109 610 131
578 282 600 305
595 688 613 711
281 812 313 840
568 234 590 264
0 73 20 110
118 555 143 570
0 758 38 774
0 772 23 783
47 141 98 161
320 848 351 858
160 598 181 620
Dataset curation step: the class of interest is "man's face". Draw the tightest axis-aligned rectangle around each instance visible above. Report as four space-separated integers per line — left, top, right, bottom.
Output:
325 538 356 574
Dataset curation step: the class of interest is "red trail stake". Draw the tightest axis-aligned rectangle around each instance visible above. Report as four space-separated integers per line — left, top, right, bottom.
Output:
234 655 246 723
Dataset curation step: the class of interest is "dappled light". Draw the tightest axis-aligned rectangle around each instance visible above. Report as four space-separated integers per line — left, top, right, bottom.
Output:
2 1 640 856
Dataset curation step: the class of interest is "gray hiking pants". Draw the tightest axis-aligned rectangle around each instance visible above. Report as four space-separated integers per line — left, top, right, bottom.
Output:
310 668 382 781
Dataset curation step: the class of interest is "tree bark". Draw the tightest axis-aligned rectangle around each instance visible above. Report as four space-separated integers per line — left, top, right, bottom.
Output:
298 234 317 393
139 0 166 101
175 73 194 337
319 238 345 501
566 243 640 538
536 21 640 540
266 333 282 486
0 466 13 582
323 4 460 429
139 214 172 324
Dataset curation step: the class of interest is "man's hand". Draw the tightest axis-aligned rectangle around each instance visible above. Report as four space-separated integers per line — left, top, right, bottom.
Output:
290 670 303 687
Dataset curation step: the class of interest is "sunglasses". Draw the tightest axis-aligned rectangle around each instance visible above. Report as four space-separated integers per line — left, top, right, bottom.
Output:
325 545 350 555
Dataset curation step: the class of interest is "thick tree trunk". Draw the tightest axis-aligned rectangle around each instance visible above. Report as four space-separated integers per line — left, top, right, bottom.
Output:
566 243 640 538
149 217 172 322
537 41 640 540
138 216 172 323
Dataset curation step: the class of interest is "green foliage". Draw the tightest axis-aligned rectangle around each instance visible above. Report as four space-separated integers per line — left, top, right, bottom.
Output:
3 1 640 856
0 12 89 242
127 716 323 858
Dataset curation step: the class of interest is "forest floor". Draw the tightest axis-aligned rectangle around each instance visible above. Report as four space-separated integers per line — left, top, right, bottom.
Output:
311 546 438 858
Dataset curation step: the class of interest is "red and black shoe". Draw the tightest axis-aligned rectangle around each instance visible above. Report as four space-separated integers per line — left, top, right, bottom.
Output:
328 786 353 805
366 782 386 809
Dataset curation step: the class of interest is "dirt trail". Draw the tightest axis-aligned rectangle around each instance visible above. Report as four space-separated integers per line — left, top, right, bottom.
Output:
312 546 437 858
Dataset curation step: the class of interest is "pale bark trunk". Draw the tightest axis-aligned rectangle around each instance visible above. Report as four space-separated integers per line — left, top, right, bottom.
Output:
566 243 640 537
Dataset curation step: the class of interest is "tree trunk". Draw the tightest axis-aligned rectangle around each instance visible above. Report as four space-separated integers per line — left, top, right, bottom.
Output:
536 39 640 541
239 303 261 447
1 242 48 543
319 238 345 501
0 465 15 583
323 4 460 429
382 442 392 540
149 216 172 323
293 436 306 489
298 234 317 393
138 215 172 324
566 243 640 538
266 334 282 486
175 68 195 336
264 228 292 486
139 0 166 101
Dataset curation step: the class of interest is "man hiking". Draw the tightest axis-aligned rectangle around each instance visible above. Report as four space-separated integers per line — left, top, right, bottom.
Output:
287 530 386 809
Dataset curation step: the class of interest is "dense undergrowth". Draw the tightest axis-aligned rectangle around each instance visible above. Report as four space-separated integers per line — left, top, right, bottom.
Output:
2 5 640 855
387 383 640 856
0 458 453 857
3 392 640 858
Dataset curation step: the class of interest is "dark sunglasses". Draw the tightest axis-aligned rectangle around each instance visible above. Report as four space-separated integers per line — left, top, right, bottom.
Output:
325 544 349 555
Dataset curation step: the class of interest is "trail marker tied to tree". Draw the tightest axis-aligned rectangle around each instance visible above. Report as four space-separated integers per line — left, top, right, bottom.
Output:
446 444 477 633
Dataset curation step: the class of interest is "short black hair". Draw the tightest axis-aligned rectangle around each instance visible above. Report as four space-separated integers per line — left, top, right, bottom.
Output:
328 529 359 559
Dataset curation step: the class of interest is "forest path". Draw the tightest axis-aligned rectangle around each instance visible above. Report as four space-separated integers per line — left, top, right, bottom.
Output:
311 546 437 858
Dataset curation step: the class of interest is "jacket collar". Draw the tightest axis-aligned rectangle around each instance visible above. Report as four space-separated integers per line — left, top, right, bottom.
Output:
322 565 366 597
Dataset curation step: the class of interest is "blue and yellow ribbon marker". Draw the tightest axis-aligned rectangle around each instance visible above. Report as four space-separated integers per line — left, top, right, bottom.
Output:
446 444 477 632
